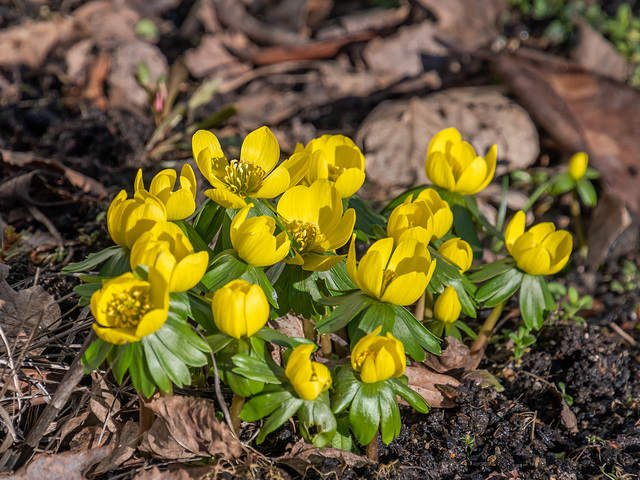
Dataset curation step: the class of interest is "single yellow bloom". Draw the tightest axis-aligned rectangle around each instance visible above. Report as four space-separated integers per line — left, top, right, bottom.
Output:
505 211 573 276
230 204 290 267
91 272 170 345
351 326 406 383
425 128 497 195
414 188 453 240
433 286 462 324
437 238 473 273
386 197 434 246
568 152 588 181
285 344 332 401
347 235 436 306
107 190 167 249
192 127 309 209
134 164 197 220
130 221 208 292
300 134 366 198
277 179 356 271
211 280 270 339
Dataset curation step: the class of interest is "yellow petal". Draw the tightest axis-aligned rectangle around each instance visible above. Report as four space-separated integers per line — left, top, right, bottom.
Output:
92 324 139 345
543 231 573 274
346 234 359 288
171 251 208 292
473 144 497 193
180 163 197 198
568 152 588 180
253 164 290 199
427 128 462 158
516 247 551 276
230 204 253 247
381 271 428 306
307 152 329 184
164 189 196 220
505 211 526 254
454 156 487 195
134 169 144 192
135 308 169 338
107 190 129 247
205 188 248 209
192 130 228 186
334 167 366 198
281 151 311 188
425 151 456 191
300 252 345 271
434 286 461 323
317 207 356 252
240 126 280 174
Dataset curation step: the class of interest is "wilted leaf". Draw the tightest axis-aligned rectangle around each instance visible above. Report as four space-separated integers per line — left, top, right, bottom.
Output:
90 373 121 433
184 34 250 79
93 421 141 475
403 362 461 408
586 192 634 266
276 438 372 476
133 465 220 480
9 447 112 480
423 336 483 373
73 0 140 49
356 87 539 198
139 396 242 460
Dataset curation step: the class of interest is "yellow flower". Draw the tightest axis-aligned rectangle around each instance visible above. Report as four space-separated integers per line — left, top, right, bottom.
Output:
192 127 308 209
130 222 208 292
351 326 405 383
300 134 366 198
505 211 573 276
568 152 588 181
285 344 332 401
433 286 461 324
425 128 497 195
211 280 270 339
415 188 453 240
386 197 434 245
277 179 356 271
347 235 436 306
107 190 167 249
91 272 170 345
230 204 290 267
134 164 197 220
437 238 473 273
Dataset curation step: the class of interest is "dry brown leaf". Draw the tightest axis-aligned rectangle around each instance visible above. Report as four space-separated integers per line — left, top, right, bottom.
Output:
139 396 242 460
586 192 634 266
356 87 539 198
9 447 112 480
73 1 141 49
133 465 223 480
492 48 640 214
59 412 90 445
276 438 372 476
90 373 121 434
416 0 506 51
93 421 141 475
0 16 87 69
572 18 631 81
269 312 306 340
184 34 250 79
423 336 483 373
0 264 61 356
317 3 409 38
404 362 461 408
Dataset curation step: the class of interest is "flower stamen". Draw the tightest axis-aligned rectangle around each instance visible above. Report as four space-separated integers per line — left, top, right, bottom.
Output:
104 287 151 328
380 269 398 297
222 158 265 195
287 220 320 253
327 164 346 182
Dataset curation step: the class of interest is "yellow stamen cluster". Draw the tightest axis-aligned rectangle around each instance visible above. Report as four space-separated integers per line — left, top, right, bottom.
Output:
223 158 265 195
327 164 347 182
104 287 151 328
287 220 320 252
380 269 398 296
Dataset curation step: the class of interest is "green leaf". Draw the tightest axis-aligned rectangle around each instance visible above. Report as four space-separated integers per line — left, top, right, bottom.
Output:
576 178 598 207
394 304 441 358
232 353 283 384
427 248 462 293
201 251 249 292
256 397 304 444
319 259 358 292
550 173 575 195
169 292 190 321
331 367 360 414
73 282 102 302
476 268 523 307
244 265 278 308
390 377 429 413
254 327 312 349
299 392 338 448
467 258 514 283
174 219 215 260
452 279 477 318
207 333 233 354
331 416 356 452
82 339 113 374
349 301 396 345
240 386 293 422
378 383 401 445
462 195 503 240
145 334 192 387
349 194 387 240
162 314 210 364
109 344 133 384
99 247 131 277
452 204 483 259
187 292 216 332
142 337 173 392
316 292 371 334
520 273 547 330
274 264 326 318
453 320 478 340
539 277 556 313
192 199 224 245
61 246 121 273
129 342 156 398
350 383 381 446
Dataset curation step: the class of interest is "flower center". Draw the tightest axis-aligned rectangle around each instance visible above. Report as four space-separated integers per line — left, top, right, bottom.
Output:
104 287 152 328
327 164 346 182
380 269 398 297
223 158 265 195
287 220 320 253
447 156 466 179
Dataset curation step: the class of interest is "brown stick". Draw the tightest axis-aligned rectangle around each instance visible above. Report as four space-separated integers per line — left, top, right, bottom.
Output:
366 431 379 462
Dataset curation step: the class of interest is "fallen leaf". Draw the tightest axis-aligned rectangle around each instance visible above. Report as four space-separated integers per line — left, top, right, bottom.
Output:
139 396 242 460
356 87 539 198
73 0 141 49
404 362 461 408
134 465 222 480
586 192 634 266
90 373 121 434
276 438 372 476
492 48 640 213
269 312 306 340
93 421 141 475
547 384 578 433
317 3 409 38
423 336 484 373
59 412 90 445
9 447 112 480
0 264 61 356
184 34 250 79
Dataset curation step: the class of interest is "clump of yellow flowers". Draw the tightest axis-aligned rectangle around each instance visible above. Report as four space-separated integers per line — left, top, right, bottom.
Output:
65 124 580 458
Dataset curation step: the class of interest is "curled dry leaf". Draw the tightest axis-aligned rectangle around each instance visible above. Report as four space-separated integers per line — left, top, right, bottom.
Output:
93 421 141 475
90 373 121 434
133 465 219 480
276 438 373 476
403 362 461 409
586 192 634 266
423 336 484 374
184 34 251 79
356 87 539 199
9 446 112 480
139 396 242 461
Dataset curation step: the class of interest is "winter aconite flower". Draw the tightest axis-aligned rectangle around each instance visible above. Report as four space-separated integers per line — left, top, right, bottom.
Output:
211 280 270 339
285 344 332 401
298 134 366 198
351 326 406 383
107 190 166 249
386 197 434 245
425 128 497 195
91 272 170 345
568 152 588 181
277 179 356 271
505 211 573 276
230 204 290 267
192 127 308 209
130 222 208 292
437 238 473 273
347 235 436 306
134 165 197 220
433 286 462 324
414 188 453 240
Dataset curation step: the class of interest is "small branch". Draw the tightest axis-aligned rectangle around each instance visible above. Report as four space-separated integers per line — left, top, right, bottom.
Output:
470 300 506 356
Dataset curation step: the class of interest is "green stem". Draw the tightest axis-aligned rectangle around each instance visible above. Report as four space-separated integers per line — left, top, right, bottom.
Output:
366 431 379 462
523 181 551 213
320 333 332 358
229 393 245 436
470 300 506 356
302 318 316 342
415 292 426 322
